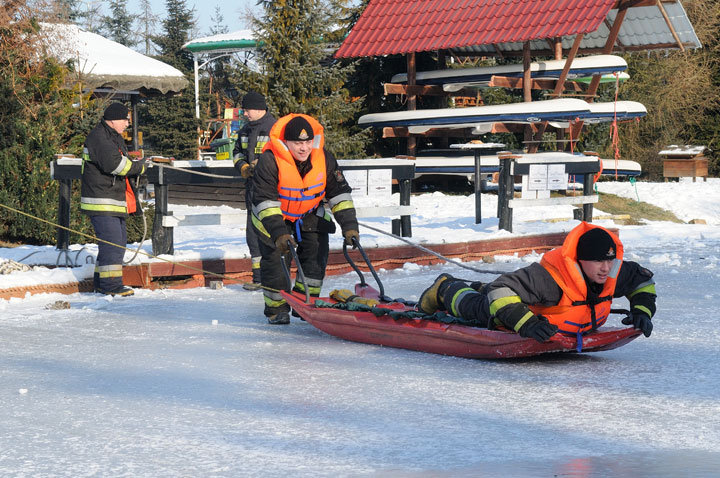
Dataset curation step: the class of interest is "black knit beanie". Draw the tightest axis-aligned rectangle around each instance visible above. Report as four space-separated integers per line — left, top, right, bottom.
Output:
284 116 314 141
242 91 267 110
576 228 617 261
103 103 129 121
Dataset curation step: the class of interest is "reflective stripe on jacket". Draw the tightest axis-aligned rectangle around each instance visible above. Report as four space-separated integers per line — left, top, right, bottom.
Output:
530 223 624 335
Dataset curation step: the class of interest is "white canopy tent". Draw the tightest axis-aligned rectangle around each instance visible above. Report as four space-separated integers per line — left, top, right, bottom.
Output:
43 22 189 150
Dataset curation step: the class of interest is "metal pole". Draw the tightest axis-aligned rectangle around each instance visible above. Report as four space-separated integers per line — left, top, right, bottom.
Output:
498 157 513 232
56 178 71 250
151 166 174 256
399 178 412 237
474 149 482 224
193 54 200 119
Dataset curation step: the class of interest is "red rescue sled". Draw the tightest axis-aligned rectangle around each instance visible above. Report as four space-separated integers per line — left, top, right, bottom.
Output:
279 239 641 359
282 289 642 360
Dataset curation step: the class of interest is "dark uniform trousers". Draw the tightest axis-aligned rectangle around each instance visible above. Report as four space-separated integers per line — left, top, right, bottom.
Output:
90 215 127 292
245 186 262 282
258 230 329 316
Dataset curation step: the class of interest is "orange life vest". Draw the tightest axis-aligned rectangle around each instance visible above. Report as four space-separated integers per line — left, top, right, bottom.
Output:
264 114 326 222
530 223 624 335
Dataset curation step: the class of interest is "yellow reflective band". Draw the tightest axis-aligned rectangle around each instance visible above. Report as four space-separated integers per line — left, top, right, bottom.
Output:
629 284 656 297
117 159 133 176
449 287 474 317
331 200 355 214
250 215 270 237
634 305 652 317
81 203 128 213
513 311 535 332
258 207 283 220
263 296 286 308
251 262 261 270
489 295 521 316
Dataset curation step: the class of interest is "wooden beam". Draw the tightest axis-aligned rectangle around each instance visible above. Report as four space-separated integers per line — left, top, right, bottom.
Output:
586 2 630 101
488 76 584 92
528 33 584 153
383 83 480 97
656 0 685 52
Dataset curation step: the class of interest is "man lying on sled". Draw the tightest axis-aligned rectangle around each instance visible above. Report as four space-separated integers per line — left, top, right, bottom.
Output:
418 222 657 342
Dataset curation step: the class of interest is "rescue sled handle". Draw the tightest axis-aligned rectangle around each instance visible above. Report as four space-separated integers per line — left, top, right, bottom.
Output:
280 240 311 304
342 237 390 302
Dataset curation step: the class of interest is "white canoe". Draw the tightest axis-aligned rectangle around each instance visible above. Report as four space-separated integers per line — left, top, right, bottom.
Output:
391 55 628 86
359 99 646 132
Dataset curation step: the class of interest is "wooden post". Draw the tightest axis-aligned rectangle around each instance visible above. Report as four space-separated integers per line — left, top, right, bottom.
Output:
407 52 417 157
583 171 595 222
522 42 532 103
131 95 139 151
554 37 563 60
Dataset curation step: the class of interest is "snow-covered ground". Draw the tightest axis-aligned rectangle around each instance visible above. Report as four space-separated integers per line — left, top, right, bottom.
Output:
2 179 720 476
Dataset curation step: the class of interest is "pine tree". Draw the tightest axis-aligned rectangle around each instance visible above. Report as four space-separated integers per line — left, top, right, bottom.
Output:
137 0 200 160
137 0 159 55
102 0 137 47
53 0 85 23
247 0 368 158
0 2 91 244
153 0 195 72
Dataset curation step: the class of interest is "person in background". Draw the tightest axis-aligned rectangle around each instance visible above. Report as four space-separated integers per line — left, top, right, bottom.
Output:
251 114 359 324
418 222 656 342
81 103 148 297
232 91 277 290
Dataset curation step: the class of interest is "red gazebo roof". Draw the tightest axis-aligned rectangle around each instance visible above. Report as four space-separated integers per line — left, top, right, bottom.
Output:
335 0 617 58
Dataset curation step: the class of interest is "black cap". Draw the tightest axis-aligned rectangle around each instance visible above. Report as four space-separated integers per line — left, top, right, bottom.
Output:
103 102 129 121
242 91 267 110
577 228 617 261
284 116 314 141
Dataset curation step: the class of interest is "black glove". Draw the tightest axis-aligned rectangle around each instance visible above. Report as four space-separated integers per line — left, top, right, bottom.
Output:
518 315 558 343
240 163 254 179
343 229 359 247
622 313 653 337
274 234 297 255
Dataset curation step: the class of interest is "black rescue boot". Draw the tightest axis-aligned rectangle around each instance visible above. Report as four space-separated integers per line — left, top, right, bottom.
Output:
267 311 290 325
418 273 455 314
96 285 135 297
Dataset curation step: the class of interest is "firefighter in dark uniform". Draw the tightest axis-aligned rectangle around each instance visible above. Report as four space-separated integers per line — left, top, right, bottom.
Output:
232 91 277 290
251 114 359 324
81 103 147 296
418 222 657 343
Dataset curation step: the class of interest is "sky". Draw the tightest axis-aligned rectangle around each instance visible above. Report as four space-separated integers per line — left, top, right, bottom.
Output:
2 178 720 475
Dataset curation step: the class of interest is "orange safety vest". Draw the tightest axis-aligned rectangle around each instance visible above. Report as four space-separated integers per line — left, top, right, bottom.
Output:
530 223 624 335
264 114 326 222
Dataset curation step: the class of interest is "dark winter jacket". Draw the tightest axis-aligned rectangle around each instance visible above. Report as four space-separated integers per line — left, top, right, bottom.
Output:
81 120 146 216
250 147 358 246
483 259 657 333
232 112 277 174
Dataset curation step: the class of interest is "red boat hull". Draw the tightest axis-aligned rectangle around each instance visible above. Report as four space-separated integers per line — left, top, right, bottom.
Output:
282 291 641 359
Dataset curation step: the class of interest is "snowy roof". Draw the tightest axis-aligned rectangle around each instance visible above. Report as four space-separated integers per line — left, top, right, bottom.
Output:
183 29 257 54
43 23 189 95
658 145 707 156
